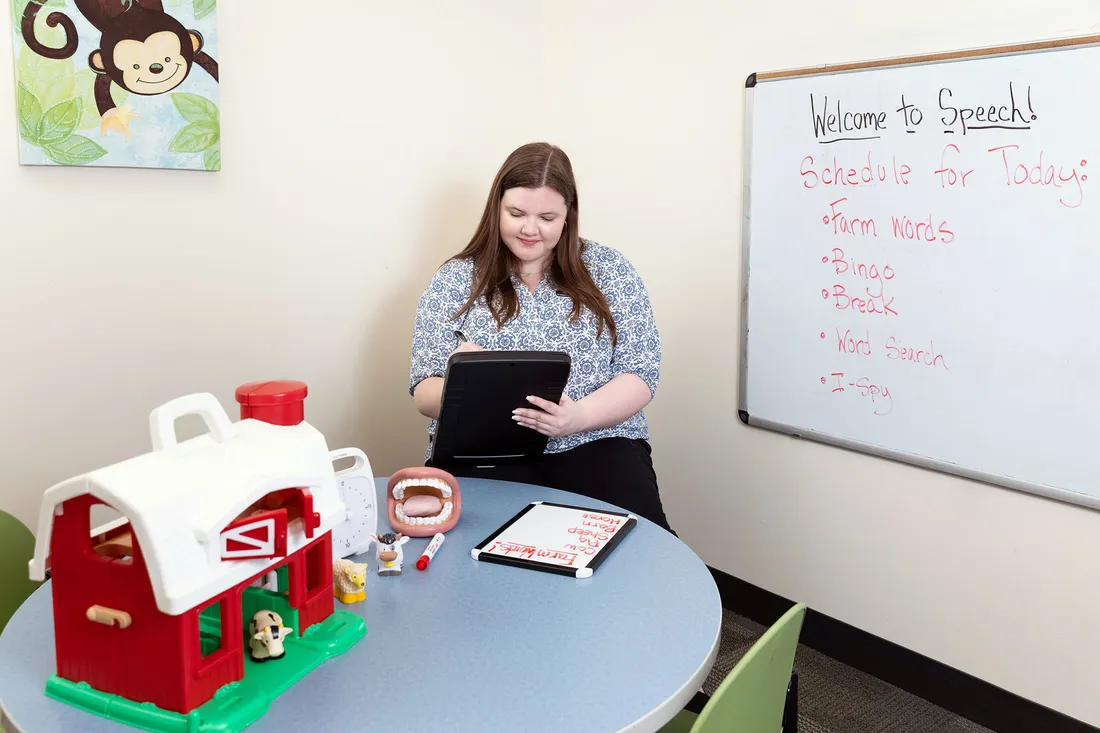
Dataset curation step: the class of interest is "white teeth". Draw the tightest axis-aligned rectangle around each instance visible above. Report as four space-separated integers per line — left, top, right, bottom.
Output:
393 500 453 526
392 477 453 501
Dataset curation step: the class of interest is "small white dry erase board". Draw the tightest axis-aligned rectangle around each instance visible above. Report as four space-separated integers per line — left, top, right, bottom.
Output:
470 501 636 578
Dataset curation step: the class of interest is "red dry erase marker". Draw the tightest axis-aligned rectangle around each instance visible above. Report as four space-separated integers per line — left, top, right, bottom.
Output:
416 533 445 571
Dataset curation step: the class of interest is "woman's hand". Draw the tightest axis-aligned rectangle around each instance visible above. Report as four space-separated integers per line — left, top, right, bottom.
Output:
512 394 589 438
450 341 483 356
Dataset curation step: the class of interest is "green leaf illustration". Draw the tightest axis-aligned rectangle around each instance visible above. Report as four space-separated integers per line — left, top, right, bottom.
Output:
193 0 215 20
17 37 76 112
42 134 107 166
37 97 81 145
17 83 43 144
203 146 221 171
169 120 219 153
171 93 218 124
74 70 128 131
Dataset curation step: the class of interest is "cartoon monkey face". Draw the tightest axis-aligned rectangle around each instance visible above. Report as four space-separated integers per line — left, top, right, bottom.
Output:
111 31 190 94
87 7 204 98
92 29 201 96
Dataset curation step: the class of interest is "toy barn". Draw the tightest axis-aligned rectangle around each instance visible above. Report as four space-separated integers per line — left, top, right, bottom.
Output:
26 388 366 732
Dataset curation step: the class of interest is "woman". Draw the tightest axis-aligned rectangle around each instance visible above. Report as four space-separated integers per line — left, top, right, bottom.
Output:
408 142 674 533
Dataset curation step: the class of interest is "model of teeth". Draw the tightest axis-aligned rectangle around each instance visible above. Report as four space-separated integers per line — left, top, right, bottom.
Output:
385 467 462 537
391 477 453 501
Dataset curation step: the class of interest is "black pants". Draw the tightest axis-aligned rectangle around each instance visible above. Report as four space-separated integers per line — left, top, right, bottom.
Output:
429 437 676 535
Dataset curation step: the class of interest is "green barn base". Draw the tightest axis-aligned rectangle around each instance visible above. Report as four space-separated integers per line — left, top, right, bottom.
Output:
43 602 365 733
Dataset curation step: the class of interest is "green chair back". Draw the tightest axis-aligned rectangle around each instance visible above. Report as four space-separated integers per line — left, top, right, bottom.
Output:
0 509 42 638
662 603 807 733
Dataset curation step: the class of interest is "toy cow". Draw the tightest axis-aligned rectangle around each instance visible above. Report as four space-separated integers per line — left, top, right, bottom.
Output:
332 558 368 604
249 610 293 663
368 532 410 576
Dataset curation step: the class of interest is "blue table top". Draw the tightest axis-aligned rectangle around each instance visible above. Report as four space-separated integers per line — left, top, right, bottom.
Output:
0 477 721 733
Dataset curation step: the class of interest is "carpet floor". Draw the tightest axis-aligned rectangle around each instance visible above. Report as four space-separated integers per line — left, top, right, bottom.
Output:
700 609 996 733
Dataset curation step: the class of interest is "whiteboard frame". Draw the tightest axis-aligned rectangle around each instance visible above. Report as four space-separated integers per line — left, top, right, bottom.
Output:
737 32 1100 513
470 501 638 578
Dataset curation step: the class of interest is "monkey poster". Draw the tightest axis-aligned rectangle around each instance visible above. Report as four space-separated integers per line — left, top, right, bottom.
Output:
10 0 221 170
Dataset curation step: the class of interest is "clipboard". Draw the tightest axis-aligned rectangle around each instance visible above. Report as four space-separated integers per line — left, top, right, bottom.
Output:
428 350 571 468
470 501 637 578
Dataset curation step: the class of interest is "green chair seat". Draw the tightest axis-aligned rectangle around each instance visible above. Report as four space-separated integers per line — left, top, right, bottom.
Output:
0 510 42 637
661 603 806 732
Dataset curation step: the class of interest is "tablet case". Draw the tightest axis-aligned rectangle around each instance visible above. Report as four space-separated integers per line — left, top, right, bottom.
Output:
429 350 571 467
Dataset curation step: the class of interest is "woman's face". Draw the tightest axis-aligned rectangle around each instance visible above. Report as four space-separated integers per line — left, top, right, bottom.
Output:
499 186 567 271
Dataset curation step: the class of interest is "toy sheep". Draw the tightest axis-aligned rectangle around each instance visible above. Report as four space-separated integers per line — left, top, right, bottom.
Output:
332 558 368 604
368 532 410 576
249 610 293 663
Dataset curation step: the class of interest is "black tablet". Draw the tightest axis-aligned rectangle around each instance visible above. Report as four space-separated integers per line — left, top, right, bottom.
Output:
428 350 571 468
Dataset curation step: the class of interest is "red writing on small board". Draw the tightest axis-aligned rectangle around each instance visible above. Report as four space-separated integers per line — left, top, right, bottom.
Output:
472 503 637 577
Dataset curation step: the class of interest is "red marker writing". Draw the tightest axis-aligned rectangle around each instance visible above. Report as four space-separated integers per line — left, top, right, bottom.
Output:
416 533 445 571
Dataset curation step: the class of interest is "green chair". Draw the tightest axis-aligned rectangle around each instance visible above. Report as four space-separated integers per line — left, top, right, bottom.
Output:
0 509 43 638
661 603 807 733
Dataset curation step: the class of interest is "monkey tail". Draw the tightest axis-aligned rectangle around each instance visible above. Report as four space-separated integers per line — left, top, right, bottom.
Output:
21 2 79 60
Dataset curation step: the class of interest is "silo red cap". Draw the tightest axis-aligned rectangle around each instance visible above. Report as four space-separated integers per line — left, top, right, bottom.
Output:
235 381 308 426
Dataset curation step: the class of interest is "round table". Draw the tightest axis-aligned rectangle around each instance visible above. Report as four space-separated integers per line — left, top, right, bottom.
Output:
0 477 721 733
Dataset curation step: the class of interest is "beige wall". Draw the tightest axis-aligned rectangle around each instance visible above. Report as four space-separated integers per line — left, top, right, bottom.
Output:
3 0 1099 726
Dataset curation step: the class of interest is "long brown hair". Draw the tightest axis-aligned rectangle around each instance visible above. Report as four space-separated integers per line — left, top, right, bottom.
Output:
449 142 617 345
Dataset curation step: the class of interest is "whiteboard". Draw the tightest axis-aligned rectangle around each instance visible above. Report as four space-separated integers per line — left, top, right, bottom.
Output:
739 35 1100 510
471 502 637 578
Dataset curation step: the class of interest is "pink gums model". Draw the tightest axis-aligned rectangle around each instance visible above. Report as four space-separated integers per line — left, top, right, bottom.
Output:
386 467 461 537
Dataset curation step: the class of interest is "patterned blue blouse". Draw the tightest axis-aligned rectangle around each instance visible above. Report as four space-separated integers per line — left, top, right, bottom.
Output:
408 239 661 455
